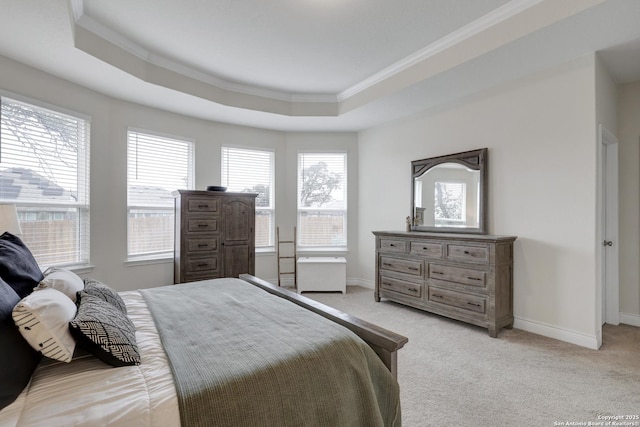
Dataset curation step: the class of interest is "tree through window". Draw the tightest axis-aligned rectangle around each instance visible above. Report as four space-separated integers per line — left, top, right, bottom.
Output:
0 96 90 267
297 152 347 248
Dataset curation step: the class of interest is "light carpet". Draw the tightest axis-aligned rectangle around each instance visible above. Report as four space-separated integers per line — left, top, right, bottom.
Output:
303 286 640 427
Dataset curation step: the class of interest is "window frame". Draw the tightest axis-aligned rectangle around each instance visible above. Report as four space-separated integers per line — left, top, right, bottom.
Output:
297 151 348 251
221 145 275 252
126 128 194 261
0 92 91 268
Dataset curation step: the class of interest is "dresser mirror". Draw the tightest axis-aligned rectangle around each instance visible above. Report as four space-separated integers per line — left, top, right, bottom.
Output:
411 148 487 234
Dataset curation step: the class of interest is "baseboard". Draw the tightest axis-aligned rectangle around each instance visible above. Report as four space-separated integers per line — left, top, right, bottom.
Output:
266 277 373 290
513 317 599 350
351 277 374 289
620 312 640 327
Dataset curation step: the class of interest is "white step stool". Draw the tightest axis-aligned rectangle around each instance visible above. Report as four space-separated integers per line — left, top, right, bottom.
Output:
296 257 346 294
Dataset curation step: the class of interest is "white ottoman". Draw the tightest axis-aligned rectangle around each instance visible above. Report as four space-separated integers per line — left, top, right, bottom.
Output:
297 257 346 294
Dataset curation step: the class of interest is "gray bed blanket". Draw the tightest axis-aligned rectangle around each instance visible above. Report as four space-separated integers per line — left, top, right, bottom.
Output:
140 278 401 427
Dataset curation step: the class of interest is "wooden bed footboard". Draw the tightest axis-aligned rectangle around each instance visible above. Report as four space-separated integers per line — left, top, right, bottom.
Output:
239 274 408 377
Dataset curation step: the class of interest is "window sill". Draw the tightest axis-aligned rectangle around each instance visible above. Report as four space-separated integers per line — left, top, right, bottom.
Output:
297 248 349 254
125 256 173 267
256 248 276 256
63 264 96 275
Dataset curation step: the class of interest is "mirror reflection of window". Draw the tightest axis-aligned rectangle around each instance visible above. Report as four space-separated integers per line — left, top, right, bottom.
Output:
434 181 466 226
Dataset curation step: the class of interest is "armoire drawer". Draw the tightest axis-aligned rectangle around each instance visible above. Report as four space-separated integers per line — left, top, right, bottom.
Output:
428 264 486 287
428 286 486 314
186 257 219 273
187 198 220 213
380 276 422 298
380 256 423 277
187 219 219 233
186 237 219 253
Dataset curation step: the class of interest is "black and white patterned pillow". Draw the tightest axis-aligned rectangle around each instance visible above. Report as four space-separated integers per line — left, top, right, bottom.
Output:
69 294 140 367
78 279 127 314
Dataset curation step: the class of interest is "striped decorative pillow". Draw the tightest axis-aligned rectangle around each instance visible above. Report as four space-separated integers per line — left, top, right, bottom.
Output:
12 288 77 362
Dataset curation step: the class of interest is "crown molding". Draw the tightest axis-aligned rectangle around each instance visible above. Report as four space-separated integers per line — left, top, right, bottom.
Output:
68 0 564 115
337 0 543 102
69 0 337 105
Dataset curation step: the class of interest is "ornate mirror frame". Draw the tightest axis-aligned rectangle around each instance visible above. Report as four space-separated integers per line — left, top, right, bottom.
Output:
411 148 487 234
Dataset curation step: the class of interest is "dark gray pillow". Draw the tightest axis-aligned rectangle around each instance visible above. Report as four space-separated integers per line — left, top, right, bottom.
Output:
0 232 43 298
0 277 41 410
78 279 127 314
69 294 140 367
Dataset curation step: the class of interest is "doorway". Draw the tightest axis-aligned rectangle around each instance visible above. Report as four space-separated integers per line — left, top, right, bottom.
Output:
600 124 620 328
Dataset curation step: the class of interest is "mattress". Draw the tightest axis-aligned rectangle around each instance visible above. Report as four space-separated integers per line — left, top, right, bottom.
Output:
0 290 180 427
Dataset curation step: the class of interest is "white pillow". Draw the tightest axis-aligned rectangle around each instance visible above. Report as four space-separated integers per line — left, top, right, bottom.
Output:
37 267 84 302
12 288 77 363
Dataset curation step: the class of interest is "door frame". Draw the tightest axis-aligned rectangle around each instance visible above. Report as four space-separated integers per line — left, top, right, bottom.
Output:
598 124 620 331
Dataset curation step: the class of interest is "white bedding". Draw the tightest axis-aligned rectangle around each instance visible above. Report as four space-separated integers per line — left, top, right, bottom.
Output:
0 291 180 427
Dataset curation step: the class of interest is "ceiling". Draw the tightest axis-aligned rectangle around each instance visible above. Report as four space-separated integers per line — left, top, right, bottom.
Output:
1 0 640 132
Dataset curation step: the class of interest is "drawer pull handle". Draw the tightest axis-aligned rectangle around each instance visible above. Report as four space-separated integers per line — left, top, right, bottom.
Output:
198 204 209 208
383 263 393 267
408 267 419 271
467 277 481 281
432 271 443 275
423 247 429 250
432 294 444 299
464 250 470 254
467 302 481 307
198 244 209 247
198 224 209 228
197 263 209 267
389 244 395 247
409 288 418 293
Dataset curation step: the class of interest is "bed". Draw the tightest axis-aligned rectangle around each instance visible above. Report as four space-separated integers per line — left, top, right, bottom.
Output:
0 260 408 427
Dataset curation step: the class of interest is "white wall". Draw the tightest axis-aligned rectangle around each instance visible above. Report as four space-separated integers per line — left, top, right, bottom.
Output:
0 55 358 291
618 81 640 326
358 55 601 347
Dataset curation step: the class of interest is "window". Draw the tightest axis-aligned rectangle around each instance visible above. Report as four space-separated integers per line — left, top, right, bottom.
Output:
127 129 193 259
297 152 347 248
434 181 466 226
221 146 274 249
0 95 90 267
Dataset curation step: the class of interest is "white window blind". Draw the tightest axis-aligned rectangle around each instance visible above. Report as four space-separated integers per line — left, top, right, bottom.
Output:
297 152 347 248
0 96 90 267
221 146 274 249
127 129 193 259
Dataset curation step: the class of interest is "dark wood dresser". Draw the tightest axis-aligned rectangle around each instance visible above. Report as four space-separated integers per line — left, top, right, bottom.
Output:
373 231 516 337
174 190 257 283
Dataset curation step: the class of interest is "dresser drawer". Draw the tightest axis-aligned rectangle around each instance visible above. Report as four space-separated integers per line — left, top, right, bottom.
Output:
183 272 220 283
428 286 486 314
380 256 423 277
187 219 219 233
446 243 489 263
410 241 443 258
187 198 220 213
186 257 218 273
428 264 486 287
380 276 422 298
379 238 407 253
186 237 219 253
